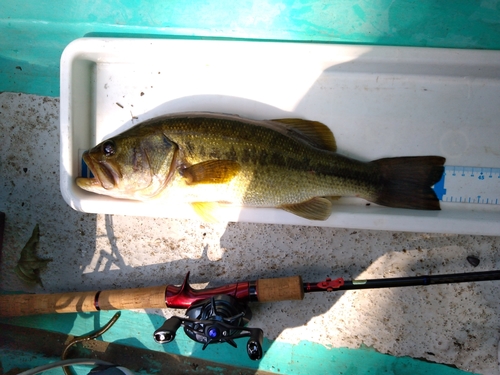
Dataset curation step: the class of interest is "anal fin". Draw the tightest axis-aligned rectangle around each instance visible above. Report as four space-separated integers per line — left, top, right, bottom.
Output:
280 197 333 221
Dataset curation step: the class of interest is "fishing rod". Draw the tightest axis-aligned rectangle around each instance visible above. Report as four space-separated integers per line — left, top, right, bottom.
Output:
2 270 500 360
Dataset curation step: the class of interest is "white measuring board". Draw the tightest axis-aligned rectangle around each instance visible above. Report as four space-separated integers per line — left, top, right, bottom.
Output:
433 166 500 205
61 38 500 235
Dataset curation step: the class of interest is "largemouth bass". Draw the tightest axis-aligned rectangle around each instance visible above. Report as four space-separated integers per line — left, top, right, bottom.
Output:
77 112 445 221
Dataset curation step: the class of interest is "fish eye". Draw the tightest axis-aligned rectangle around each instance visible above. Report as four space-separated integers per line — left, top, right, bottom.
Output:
102 140 116 157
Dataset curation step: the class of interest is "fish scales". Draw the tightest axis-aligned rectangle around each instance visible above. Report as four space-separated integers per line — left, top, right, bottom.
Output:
153 115 378 206
77 112 445 221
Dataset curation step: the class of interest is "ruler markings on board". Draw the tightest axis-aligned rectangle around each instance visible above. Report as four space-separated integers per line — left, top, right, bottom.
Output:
79 149 94 178
433 166 500 205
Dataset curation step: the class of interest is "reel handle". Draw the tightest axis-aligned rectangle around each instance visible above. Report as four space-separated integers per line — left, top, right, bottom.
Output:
153 317 182 344
247 328 263 360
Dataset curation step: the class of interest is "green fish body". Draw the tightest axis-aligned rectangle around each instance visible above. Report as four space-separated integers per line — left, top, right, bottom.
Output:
77 112 445 221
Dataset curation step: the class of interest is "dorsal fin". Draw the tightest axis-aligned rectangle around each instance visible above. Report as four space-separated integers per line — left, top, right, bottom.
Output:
271 118 336 152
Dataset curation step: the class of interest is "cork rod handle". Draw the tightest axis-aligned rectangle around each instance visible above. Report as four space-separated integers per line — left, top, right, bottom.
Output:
0 276 306 318
0 285 167 318
256 276 304 302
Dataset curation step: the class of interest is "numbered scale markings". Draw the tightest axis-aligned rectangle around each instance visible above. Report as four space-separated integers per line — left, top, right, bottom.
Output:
433 166 500 205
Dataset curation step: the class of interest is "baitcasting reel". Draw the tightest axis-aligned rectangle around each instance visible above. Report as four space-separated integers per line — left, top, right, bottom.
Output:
153 294 264 360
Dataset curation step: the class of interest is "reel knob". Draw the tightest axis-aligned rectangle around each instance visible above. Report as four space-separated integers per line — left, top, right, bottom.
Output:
153 317 182 344
247 328 263 360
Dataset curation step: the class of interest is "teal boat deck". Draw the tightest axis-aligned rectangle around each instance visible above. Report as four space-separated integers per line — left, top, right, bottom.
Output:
2 0 500 97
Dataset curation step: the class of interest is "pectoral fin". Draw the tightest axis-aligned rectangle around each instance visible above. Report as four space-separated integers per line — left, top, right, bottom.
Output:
280 197 334 221
182 160 241 185
191 202 222 223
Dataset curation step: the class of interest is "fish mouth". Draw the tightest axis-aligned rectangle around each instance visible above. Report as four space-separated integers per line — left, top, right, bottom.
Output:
77 152 118 190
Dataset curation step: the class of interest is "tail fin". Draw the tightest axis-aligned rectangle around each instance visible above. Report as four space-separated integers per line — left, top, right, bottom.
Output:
371 156 445 210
